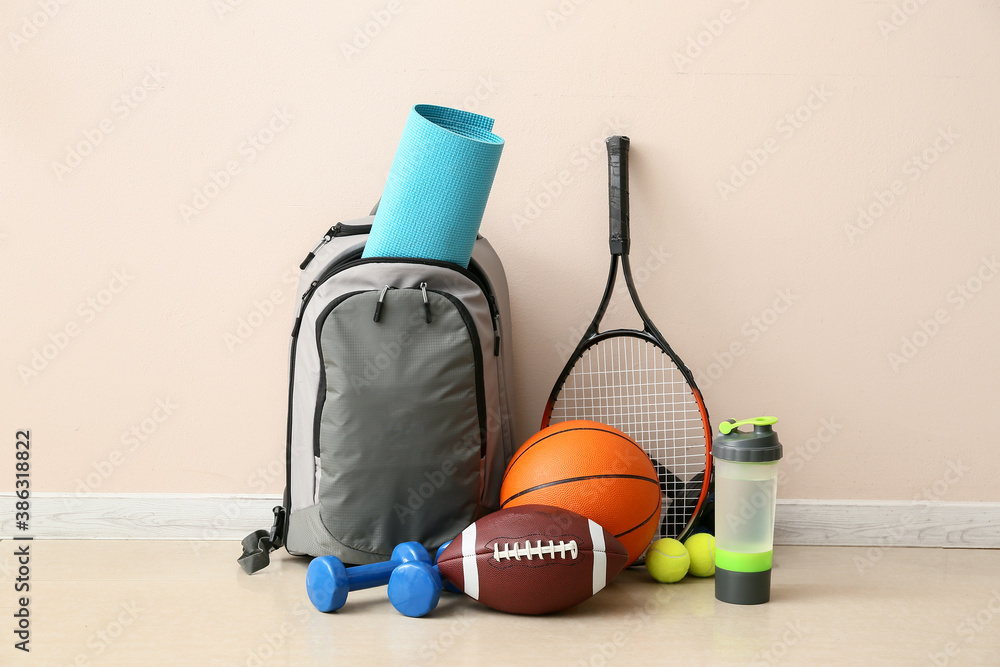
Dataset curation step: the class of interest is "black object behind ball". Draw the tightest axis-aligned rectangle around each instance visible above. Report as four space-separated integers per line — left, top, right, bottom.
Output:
653 463 714 538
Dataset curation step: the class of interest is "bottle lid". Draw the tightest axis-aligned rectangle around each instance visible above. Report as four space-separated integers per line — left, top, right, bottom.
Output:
712 416 783 462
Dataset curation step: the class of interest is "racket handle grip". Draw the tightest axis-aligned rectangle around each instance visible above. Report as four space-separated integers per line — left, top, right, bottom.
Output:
606 135 630 256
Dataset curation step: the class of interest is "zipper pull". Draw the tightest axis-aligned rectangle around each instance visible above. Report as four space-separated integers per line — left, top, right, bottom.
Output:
373 285 390 322
291 281 319 337
299 223 342 270
420 282 432 323
488 293 501 355
493 312 501 356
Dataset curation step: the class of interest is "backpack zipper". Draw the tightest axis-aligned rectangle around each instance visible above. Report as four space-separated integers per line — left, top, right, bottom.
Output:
291 280 319 338
298 224 501 352
299 222 373 270
434 290 488 457
491 303 501 355
310 290 368 458
420 282 432 323
372 285 391 322
301 254 501 354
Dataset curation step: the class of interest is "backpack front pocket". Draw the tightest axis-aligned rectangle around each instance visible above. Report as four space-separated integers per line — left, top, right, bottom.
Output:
313 286 484 555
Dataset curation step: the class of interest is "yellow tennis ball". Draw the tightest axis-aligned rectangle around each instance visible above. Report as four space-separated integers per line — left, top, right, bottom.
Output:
684 533 716 577
645 538 690 583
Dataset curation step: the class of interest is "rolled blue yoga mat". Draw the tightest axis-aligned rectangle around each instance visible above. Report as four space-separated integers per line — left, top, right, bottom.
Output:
363 104 505 268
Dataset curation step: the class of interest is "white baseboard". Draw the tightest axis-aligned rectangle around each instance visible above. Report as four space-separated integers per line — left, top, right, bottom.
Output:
2 494 998 548
0 493 281 541
773 499 999 548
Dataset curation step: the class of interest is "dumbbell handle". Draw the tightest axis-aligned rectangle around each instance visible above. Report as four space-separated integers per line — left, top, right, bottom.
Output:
335 541 430 592
307 541 430 613
344 559 404 590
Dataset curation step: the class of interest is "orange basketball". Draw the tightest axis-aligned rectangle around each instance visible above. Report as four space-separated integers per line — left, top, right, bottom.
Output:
499 420 661 565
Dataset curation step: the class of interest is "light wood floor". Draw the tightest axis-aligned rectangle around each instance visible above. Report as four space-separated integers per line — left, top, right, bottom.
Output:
2 541 998 665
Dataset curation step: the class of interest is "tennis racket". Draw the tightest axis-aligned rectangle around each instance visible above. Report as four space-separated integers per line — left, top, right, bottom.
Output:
541 135 713 547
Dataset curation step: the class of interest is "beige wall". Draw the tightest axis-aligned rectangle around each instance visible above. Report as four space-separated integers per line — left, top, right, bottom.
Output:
2 1 997 502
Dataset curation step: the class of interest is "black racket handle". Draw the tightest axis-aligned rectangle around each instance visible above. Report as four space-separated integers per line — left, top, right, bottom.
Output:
606 135 630 256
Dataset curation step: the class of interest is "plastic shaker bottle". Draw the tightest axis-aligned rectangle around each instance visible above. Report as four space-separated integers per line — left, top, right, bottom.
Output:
713 416 783 605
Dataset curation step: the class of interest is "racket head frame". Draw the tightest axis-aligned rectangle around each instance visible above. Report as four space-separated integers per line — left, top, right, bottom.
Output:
540 309 714 541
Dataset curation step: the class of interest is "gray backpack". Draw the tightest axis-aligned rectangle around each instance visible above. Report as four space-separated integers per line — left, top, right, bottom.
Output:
239 213 516 573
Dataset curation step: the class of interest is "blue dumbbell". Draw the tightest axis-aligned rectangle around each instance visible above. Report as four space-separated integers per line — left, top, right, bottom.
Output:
306 542 430 612
387 539 461 618
387 560 443 618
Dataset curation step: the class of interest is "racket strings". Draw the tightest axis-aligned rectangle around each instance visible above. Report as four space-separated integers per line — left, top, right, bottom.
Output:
549 336 708 539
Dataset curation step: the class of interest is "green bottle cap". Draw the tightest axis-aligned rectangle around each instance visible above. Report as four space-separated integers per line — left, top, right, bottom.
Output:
718 416 777 435
713 416 782 463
